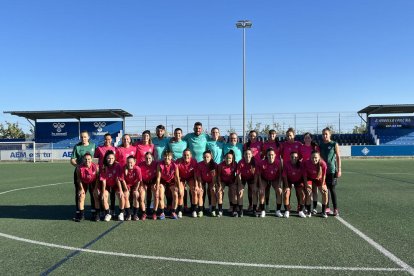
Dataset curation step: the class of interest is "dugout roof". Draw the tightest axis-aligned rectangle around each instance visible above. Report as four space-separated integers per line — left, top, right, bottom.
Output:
3 109 133 121
358 105 414 116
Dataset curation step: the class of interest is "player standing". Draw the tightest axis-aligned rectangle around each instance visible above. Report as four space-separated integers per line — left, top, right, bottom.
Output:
135 130 155 163
152 125 169 161
70 131 96 220
319 127 341 216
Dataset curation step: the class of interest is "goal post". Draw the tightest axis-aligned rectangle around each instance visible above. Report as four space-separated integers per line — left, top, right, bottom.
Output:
0 142 55 162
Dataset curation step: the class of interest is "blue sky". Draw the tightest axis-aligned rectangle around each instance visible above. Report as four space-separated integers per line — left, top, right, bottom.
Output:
1 1 413 132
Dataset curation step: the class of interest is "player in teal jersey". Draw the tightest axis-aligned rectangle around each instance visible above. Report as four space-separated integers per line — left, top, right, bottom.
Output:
206 127 224 164
70 130 96 220
168 128 187 161
223 133 243 163
183 122 209 162
319 127 342 216
152 125 169 161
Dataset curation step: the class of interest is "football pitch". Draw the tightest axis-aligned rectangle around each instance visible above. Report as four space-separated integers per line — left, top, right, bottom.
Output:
0 159 413 275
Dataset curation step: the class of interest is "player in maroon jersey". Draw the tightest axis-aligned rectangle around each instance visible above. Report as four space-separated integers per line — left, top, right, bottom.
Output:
155 150 180 220
176 148 197 218
258 148 283 218
236 149 257 217
137 152 157 221
74 152 99 222
99 150 124 221
302 151 329 218
119 155 142 221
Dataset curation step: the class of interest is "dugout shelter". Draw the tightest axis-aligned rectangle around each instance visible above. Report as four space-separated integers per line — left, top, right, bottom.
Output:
3 109 132 148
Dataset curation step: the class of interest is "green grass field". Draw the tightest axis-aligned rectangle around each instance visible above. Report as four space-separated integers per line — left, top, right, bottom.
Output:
1 159 413 275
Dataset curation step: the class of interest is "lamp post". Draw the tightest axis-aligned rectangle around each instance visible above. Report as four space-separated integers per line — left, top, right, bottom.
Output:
236 20 252 144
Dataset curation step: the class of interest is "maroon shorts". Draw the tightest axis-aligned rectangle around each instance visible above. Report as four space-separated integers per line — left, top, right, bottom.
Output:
307 179 323 187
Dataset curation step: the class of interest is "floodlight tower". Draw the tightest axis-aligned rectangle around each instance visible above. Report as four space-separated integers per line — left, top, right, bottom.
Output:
236 20 252 143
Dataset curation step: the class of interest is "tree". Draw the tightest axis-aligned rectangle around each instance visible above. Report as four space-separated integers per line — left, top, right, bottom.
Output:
352 123 367 134
0 122 26 139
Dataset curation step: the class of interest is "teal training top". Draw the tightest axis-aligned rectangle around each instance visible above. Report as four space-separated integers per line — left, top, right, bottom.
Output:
168 140 188 161
183 133 209 162
152 137 169 161
223 143 243 163
206 140 224 164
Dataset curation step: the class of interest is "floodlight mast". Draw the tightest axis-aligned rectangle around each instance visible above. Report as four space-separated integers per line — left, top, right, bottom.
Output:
236 20 252 144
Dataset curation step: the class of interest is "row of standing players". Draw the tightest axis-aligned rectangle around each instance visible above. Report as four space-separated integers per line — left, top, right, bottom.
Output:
71 122 341 222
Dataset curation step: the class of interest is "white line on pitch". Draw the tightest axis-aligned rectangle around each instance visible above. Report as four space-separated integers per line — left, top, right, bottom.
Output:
0 182 71 195
336 216 414 275
0 232 405 273
316 202 414 275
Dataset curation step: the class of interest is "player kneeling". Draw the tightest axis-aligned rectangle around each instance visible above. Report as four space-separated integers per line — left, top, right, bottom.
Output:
74 152 99 222
258 148 283 218
155 150 180 220
176 149 197 218
282 151 305 218
303 151 329 218
236 149 257 217
97 150 125 221
196 150 217 217
119 155 142 221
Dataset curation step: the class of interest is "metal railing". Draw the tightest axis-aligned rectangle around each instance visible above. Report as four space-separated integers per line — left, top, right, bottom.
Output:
125 112 365 136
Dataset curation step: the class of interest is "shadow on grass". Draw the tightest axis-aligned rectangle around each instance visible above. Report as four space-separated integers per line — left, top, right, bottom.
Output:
0 205 95 220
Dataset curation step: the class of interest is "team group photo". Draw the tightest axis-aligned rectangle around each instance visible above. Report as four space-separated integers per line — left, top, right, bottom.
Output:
1 1 413 275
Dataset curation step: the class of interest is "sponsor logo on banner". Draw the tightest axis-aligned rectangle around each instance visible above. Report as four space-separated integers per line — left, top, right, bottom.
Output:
52 122 68 137
93 122 107 136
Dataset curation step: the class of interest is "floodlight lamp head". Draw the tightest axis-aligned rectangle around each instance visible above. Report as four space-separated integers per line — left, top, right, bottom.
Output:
236 20 252 28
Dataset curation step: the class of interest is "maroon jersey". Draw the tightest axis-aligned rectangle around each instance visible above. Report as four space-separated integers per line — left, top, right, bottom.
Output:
302 159 327 180
281 141 302 164
244 140 263 163
218 161 237 184
299 144 320 161
282 161 303 183
135 143 155 163
94 145 116 168
176 157 197 181
196 161 217 184
262 141 281 160
158 161 177 184
237 159 256 181
78 163 98 185
138 161 157 183
100 163 122 187
116 145 137 168
258 159 281 181
121 165 142 187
